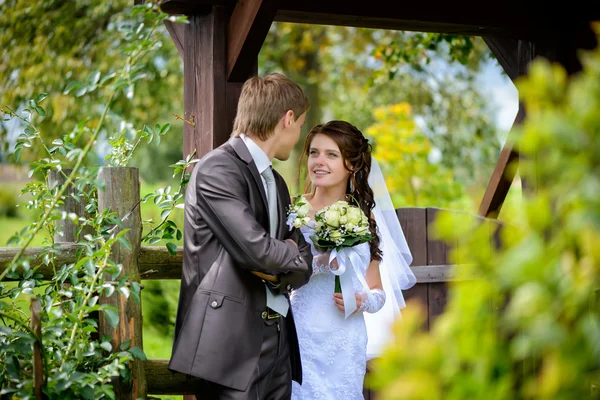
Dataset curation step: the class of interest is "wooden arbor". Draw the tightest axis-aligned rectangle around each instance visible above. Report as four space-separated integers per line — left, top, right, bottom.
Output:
158 0 599 217
154 0 598 398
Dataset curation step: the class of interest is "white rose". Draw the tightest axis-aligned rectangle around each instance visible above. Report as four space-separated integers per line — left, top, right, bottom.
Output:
297 201 311 216
361 212 369 225
324 209 341 228
334 201 348 215
339 215 348 225
354 225 369 235
346 206 363 225
329 230 343 241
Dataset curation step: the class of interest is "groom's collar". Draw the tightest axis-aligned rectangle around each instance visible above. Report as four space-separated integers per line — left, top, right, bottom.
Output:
229 136 253 164
239 134 271 175
229 135 272 175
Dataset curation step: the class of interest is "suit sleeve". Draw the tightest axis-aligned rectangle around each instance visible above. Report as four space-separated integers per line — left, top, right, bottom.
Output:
275 227 313 294
268 180 314 294
193 152 309 274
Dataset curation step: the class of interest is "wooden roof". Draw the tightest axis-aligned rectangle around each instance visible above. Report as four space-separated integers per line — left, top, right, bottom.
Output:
161 0 600 39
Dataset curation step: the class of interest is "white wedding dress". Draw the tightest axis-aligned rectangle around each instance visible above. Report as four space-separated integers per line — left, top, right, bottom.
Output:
290 221 368 400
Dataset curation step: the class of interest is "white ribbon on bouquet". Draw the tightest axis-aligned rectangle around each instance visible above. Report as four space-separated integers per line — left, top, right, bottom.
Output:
329 244 372 318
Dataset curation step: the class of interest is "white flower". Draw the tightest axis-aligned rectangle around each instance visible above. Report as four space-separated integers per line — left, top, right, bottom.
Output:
286 195 312 229
346 206 363 225
329 230 343 241
324 209 341 228
297 202 311 216
311 200 373 252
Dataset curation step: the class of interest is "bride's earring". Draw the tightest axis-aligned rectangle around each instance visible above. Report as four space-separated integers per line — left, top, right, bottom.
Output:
349 173 355 192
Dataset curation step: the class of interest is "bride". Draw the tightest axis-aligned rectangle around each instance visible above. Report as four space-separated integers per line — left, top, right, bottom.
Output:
290 120 416 399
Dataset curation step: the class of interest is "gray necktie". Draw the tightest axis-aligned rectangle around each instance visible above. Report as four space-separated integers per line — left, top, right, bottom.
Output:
261 166 289 316
261 166 278 237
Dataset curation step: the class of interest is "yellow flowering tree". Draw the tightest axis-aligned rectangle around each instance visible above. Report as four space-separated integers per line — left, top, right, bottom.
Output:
367 103 471 209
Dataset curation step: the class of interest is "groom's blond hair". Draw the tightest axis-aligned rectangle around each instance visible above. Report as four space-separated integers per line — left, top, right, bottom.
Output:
232 73 310 141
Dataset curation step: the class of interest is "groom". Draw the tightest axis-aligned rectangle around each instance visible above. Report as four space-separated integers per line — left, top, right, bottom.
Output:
169 73 313 399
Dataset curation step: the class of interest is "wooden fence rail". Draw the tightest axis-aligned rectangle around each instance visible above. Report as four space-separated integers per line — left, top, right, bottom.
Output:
0 246 476 283
0 167 503 398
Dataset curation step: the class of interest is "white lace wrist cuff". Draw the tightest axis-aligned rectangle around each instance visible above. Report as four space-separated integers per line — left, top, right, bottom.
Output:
312 252 340 276
312 253 331 275
358 288 386 313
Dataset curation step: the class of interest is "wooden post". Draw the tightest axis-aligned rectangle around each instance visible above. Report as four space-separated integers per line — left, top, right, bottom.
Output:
181 6 259 162
30 297 43 400
183 8 228 161
426 208 454 325
47 170 94 243
48 169 99 342
397 207 429 330
97 167 146 399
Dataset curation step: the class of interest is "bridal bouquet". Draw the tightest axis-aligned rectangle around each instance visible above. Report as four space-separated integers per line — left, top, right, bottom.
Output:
310 200 373 251
286 195 312 229
309 200 373 293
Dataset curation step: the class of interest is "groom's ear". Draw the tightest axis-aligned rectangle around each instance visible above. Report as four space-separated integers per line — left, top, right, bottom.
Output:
283 110 295 127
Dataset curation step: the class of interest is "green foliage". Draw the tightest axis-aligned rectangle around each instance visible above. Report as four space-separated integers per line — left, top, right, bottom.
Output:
141 154 196 253
370 27 600 400
0 4 189 398
0 0 185 183
366 103 471 209
262 24 502 193
372 33 490 77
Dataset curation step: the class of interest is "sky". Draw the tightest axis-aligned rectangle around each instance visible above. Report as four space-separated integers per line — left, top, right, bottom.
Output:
476 59 519 138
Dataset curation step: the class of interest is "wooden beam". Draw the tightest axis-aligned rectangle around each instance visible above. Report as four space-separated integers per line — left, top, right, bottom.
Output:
227 0 277 82
160 0 600 39
0 245 474 283
164 20 186 60
160 0 224 15
0 245 182 281
477 33 530 217
145 359 202 395
182 6 250 161
411 265 479 282
274 1 556 39
483 36 519 81
477 112 521 218
183 8 228 160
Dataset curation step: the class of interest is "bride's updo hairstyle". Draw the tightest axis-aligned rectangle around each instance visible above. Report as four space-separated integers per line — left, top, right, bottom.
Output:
301 120 382 262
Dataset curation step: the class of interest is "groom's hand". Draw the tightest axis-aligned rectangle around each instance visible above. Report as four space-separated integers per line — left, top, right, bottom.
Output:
250 240 302 286
251 270 278 283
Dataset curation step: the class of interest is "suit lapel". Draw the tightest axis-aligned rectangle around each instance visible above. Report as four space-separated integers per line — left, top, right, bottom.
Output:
274 173 289 239
248 161 269 213
230 137 269 214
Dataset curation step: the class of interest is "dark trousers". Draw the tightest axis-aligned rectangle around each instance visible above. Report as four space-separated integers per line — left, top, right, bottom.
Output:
195 316 292 400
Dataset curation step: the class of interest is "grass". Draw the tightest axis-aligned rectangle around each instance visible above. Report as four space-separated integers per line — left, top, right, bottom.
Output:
0 216 49 246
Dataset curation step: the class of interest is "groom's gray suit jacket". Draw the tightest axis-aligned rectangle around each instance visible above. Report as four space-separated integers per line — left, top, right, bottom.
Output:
168 136 312 391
